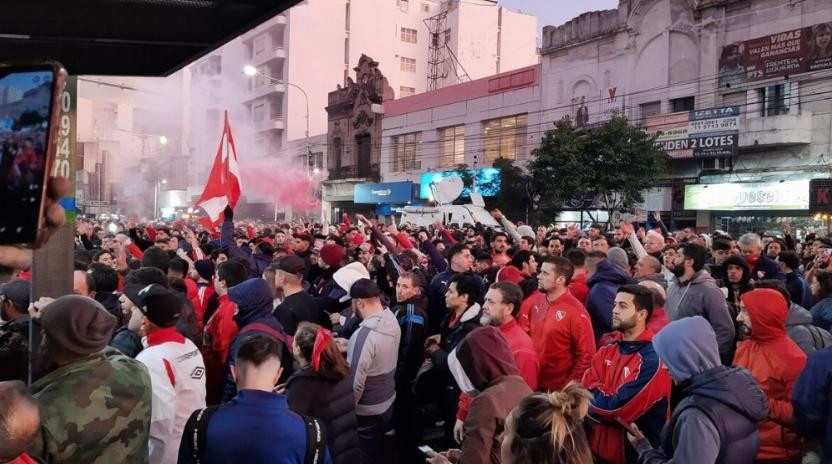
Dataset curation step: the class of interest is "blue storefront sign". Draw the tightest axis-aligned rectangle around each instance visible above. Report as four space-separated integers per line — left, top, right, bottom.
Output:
354 181 413 204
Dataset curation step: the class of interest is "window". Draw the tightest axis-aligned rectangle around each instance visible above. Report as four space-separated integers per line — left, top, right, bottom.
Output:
439 125 465 167
252 103 265 122
640 101 661 118
671 96 695 113
422 2 430 12
392 132 422 172
759 83 791 116
344 38 350 66
399 86 416 98
345 2 350 31
401 57 416 73
401 27 417 44
398 0 409 12
482 114 527 162
444 29 451 45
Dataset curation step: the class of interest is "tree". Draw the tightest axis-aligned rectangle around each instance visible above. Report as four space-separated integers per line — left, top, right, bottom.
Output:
529 115 667 228
490 157 533 221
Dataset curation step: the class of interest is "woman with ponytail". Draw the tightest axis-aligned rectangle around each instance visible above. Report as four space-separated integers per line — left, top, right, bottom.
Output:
501 382 594 464
285 322 360 464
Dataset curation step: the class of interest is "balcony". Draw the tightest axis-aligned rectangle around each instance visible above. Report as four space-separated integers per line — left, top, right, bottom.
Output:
244 82 285 102
241 14 286 42
251 46 286 66
253 117 284 133
739 112 813 149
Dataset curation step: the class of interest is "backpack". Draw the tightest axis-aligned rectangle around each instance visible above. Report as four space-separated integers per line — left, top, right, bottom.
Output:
184 404 327 464
805 324 832 351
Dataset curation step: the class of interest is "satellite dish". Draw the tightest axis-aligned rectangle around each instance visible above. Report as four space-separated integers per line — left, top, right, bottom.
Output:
431 176 464 205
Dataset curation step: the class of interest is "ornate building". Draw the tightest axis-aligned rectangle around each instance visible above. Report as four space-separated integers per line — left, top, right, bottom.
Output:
321 55 393 222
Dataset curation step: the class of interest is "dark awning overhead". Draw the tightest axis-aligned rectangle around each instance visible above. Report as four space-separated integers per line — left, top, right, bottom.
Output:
0 0 301 76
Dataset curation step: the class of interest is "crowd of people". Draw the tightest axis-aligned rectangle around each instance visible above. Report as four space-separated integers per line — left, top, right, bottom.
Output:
3 204 832 463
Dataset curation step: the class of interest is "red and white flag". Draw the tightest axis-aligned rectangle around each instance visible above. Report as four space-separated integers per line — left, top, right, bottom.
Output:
194 111 242 230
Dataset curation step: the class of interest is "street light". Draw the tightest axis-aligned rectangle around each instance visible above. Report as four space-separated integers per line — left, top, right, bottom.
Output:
159 135 168 145
243 64 311 221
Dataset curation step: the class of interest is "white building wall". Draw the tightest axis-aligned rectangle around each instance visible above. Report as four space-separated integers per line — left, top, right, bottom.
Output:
498 9 539 74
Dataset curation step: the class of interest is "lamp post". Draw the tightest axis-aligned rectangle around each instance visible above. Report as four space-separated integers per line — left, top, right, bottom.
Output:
244 65 311 221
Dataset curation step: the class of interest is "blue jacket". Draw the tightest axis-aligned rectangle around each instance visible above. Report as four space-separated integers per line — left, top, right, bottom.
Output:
786 271 812 309
793 347 832 460
586 260 631 342
223 278 290 402
750 254 785 281
177 389 332 464
811 297 832 332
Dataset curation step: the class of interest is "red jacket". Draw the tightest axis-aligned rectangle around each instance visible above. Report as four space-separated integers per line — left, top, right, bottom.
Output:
201 294 239 404
526 291 595 391
734 289 807 462
582 329 671 464
568 272 590 304
457 318 540 420
647 307 669 334
191 282 216 329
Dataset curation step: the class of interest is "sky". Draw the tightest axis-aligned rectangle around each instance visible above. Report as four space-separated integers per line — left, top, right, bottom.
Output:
499 0 620 43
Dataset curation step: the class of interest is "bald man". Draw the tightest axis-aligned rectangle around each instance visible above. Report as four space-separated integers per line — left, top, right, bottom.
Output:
0 380 40 463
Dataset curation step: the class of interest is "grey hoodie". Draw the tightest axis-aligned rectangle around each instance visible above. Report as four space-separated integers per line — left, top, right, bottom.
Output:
665 271 735 363
787 302 832 355
347 307 402 416
636 317 768 464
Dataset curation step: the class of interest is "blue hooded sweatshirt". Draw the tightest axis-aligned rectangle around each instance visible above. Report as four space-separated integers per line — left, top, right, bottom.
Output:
635 317 768 464
586 260 632 342
222 278 290 402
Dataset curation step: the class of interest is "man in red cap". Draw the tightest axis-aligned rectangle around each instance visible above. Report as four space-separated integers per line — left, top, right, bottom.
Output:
311 244 347 326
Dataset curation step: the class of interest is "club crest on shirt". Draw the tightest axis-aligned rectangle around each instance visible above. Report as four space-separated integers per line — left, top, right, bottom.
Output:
556 310 566 321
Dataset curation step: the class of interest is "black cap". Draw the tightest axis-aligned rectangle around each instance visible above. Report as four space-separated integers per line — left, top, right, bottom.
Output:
0 279 30 310
123 283 181 328
278 255 306 275
349 278 381 299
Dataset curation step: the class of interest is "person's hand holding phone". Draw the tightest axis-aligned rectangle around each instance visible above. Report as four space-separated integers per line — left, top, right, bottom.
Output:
0 176 69 270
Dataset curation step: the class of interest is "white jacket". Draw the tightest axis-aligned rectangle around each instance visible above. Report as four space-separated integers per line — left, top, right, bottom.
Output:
137 329 206 464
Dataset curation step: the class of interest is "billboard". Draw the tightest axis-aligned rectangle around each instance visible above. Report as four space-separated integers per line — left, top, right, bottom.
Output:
684 180 809 211
419 168 501 200
354 181 413 204
719 22 832 87
646 106 740 159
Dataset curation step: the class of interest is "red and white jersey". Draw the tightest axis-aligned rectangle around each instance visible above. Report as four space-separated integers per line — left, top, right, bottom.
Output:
137 327 206 464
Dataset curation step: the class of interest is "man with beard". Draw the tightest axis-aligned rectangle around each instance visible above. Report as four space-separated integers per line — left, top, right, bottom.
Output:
582 285 671 464
665 243 736 365
28 295 152 463
490 231 511 267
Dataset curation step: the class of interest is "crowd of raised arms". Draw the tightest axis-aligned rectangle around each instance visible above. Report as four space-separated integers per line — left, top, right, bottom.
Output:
5 204 832 464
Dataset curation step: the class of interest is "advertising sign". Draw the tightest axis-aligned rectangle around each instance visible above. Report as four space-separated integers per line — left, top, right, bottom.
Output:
684 180 810 211
810 179 832 212
719 22 832 87
647 106 740 159
354 181 413 204
419 168 501 200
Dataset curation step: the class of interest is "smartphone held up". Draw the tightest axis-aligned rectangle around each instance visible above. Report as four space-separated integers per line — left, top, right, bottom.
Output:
0 62 66 246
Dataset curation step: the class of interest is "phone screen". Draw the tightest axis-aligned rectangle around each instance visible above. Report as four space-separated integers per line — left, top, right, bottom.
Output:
0 68 56 243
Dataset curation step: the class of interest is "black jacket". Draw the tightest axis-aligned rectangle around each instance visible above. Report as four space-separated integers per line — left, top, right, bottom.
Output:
393 294 429 388
94 292 123 326
286 367 360 464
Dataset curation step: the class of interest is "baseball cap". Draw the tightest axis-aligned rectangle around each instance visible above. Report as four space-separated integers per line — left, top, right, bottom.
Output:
278 255 307 275
0 279 30 310
123 283 182 328
349 278 381 299
333 262 371 302
294 232 313 243
496 266 525 285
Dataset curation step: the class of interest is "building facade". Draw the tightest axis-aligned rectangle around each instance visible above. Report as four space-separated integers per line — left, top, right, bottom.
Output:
380 64 541 194
540 0 832 234
184 0 537 213
323 55 394 223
